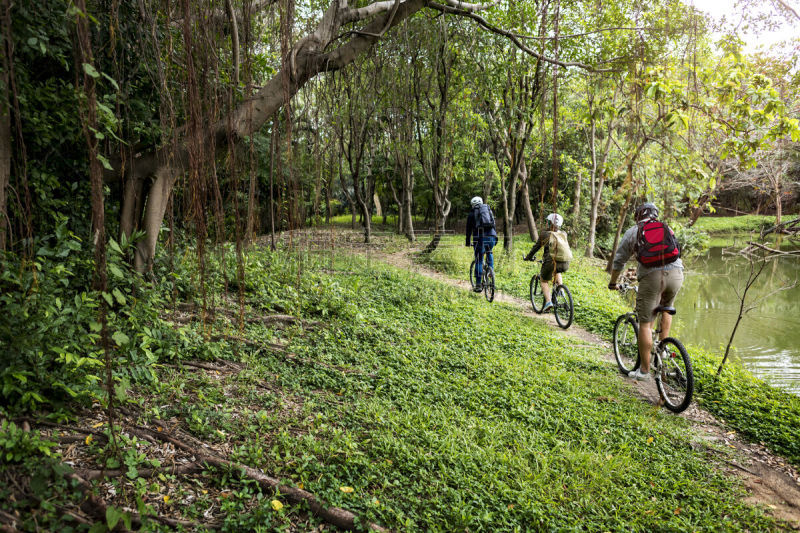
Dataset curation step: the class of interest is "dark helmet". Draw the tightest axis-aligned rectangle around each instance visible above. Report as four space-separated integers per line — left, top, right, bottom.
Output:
634 202 659 221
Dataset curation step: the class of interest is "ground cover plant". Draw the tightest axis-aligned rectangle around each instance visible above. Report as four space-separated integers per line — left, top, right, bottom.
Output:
416 233 800 471
0 244 787 531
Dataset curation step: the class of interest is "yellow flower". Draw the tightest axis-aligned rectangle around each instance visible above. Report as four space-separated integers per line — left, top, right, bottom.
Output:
271 500 284 511
646 436 654 444
163 495 170 504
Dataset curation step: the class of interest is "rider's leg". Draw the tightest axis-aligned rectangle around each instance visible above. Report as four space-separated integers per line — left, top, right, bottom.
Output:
659 312 673 340
475 240 484 283
541 257 555 303
486 236 497 270
541 281 552 302
554 272 563 286
638 321 653 372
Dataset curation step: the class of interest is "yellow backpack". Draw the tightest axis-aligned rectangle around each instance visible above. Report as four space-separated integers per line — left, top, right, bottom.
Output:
549 230 573 262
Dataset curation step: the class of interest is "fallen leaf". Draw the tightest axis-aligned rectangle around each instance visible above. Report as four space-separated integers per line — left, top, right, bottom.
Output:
271 500 283 511
340 486 354 494
163 495 170 504
85 435 93 446
92 422 104 429
674 508 681 515
297 482 304 490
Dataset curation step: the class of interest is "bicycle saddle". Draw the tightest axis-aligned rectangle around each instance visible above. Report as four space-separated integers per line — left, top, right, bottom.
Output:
654 306 676 315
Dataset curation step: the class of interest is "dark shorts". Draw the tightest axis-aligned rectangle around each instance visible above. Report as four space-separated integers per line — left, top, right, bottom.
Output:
541 257 569 282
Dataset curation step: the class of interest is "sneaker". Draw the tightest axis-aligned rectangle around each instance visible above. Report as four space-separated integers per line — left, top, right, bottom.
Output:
542 301 553 312
474 285 483 292
628 368 651 381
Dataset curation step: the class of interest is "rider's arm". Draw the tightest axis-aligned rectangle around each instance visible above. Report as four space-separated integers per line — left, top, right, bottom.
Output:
609 227 637 288
465 212 474 247
524 232 545 260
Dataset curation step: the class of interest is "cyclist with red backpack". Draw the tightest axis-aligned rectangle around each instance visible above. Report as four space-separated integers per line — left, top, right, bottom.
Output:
465 196 498 292
608 202 684 380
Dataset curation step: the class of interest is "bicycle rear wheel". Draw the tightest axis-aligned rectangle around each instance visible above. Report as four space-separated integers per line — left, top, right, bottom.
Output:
469 260 477 290
613 314 639 374
655 338 693 413
529 275 545 313
553 285 573 329
484 267 495 302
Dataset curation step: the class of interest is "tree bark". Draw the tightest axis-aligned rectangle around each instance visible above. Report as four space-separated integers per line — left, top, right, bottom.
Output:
0 78 9 252
521 174 538 242
0 9 10 252
571 167 582 231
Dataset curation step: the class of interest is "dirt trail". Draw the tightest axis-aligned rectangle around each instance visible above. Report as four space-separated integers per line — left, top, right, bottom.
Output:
377 247 800 529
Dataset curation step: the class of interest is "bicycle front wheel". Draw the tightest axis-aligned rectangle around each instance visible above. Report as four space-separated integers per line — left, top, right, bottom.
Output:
469 260 477 290
529 275 545 313
553 285 573 329
613 314 639 374
484 267 495 302
655 338 694 413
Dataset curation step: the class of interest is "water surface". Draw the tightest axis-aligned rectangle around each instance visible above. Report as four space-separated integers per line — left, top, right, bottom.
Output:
673 235 800 394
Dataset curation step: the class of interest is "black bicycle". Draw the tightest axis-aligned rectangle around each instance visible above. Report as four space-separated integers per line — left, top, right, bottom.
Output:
528 259 573 329
612 280 694 413
469 232 495 302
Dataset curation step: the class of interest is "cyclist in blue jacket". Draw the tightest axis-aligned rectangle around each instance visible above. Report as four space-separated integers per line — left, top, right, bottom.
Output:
465 196 498 292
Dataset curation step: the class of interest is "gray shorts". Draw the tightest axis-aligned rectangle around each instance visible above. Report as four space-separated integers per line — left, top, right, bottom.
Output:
636 269 684 323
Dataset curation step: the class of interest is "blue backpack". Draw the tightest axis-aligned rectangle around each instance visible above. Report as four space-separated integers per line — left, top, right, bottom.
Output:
474 204 495 230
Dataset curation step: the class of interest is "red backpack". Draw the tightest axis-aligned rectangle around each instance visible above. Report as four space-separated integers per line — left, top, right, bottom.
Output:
636 219 680 266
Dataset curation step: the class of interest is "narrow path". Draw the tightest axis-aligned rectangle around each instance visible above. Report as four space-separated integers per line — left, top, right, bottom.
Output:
377 247 800 528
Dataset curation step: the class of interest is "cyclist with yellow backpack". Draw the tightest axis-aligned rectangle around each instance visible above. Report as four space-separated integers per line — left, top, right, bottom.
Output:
523 213 573 311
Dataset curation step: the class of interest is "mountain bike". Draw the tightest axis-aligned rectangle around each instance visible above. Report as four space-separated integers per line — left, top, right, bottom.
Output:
469 231 495 302
612 279 694 413
529 259 573 329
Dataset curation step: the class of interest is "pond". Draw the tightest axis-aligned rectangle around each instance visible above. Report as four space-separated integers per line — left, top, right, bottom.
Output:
673 235 800 395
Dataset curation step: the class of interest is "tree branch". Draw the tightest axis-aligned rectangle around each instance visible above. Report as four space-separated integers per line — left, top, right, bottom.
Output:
425 2 615 72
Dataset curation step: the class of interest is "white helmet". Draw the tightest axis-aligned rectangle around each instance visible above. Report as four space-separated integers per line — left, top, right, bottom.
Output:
546 213 563 228
470 196 483 208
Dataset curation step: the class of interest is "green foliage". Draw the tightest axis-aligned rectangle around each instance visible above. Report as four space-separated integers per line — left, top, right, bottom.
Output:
230 252 777 531
418 234 800 472
690 348 800 466
673 223 710 257
0 421 57 463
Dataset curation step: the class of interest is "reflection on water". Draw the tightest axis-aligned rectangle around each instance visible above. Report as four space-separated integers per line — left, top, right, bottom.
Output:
673 237 800 395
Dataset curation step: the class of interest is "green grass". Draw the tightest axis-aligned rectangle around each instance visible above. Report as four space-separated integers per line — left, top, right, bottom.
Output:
1 241 793 531
416 233 800 472
687 215 782 234
204 250 778 531
328 213 426 228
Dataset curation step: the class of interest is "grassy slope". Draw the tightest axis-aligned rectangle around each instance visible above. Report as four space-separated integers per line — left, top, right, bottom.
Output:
181 249 776 531
1 242 790 531
418 234 800 470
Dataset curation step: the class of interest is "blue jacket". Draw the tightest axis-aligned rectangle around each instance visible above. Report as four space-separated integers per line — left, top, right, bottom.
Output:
466 206 498 246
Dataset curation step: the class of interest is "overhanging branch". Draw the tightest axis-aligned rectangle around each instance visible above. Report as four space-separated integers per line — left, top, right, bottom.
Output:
426 1 616 72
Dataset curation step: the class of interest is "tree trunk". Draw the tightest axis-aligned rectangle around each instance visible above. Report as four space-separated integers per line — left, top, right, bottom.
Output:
571 167 582 231
403 167 415 242
0 78 9 251
482 166 493 202
775 179 782 226
521 178 538 242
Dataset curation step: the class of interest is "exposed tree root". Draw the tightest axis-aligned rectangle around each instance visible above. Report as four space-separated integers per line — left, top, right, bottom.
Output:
128 425 389 532
78 462 205 482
